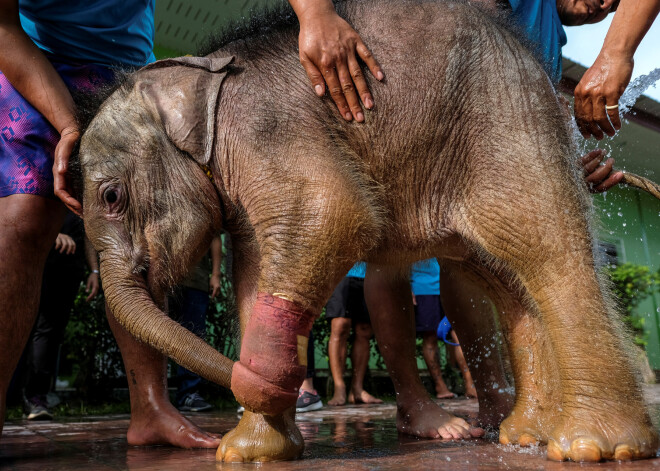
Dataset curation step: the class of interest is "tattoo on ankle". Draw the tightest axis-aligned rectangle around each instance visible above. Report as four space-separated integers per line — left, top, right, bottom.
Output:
130 369 137 385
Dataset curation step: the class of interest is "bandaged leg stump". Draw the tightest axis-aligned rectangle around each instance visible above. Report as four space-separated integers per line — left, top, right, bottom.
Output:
231 293 316 415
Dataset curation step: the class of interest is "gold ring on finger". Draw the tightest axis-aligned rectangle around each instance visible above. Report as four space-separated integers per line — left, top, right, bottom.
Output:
605 104 619 110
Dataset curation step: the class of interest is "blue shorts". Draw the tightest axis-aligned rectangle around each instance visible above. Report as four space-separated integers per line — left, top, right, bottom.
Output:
0 58 113 198
414 294 444 333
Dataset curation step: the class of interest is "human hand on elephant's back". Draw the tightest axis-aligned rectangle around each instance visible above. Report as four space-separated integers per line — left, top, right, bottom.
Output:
581 148 624 193
289 0 384 122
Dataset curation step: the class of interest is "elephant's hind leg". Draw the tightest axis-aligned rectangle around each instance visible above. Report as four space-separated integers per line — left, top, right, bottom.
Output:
467 195 658 461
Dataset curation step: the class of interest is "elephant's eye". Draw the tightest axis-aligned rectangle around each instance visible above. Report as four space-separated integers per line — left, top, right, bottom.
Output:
105 188 118 204
101 185 124 214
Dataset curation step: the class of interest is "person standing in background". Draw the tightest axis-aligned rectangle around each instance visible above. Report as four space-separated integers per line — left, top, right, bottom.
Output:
326 263 382 406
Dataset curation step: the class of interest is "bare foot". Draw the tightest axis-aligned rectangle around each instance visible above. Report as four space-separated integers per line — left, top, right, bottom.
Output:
436 392 457 399
348 389 383 404
465 382 478 399
397 398 484 440
328 385 347 406
127 401 221 448
434 383 456 399
218 409 304 462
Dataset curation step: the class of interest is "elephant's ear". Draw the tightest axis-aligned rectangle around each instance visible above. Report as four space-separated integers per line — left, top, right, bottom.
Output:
136 55 234 166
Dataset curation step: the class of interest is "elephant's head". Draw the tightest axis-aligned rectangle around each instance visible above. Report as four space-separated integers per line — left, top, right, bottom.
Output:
78 56 235 388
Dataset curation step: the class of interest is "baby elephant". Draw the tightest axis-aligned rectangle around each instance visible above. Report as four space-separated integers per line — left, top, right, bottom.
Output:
77 0 657 463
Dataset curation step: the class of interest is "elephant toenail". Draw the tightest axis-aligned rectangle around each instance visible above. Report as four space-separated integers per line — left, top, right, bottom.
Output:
223 448 245 462
518 433 539 447
614 444 633 461
546 439 565 461
570 439 602 462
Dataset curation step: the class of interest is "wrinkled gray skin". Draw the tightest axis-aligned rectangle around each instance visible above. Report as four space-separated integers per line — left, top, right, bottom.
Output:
79 0 658 463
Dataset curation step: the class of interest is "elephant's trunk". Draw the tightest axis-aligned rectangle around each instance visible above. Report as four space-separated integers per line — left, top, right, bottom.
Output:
101 254 233 388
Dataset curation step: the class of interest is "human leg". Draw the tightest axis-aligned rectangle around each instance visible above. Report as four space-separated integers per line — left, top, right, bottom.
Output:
420 331 454 399
328 317 351 406
0 194 66 435
448 332 477 398
364 264 483 440
324 277 353 406
24 255 83 417
348 322 382 404
300 329 316 393
414 294 454 399
297 330 323 412
105 303 220 448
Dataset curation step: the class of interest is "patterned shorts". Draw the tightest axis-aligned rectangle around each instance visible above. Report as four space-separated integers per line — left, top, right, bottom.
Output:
0 59 114 198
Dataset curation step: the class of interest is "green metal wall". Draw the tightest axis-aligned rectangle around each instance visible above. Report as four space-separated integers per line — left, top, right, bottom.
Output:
155 0 271 54
594 187 660 367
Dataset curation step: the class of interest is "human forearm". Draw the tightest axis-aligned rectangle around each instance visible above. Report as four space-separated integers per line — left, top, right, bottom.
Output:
84 236 100 273
573 0 660 139
210 236 223 277
599 0 660 59
0 5 77 134
288 0 335 21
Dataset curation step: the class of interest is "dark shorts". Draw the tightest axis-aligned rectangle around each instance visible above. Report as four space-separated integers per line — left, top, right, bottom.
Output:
414 294 444 333
0 59 114 198
324 276 371 324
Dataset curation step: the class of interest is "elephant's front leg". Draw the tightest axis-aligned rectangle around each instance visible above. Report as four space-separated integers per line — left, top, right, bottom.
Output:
364 264 484 440
214 237 310 462
216 181 375 461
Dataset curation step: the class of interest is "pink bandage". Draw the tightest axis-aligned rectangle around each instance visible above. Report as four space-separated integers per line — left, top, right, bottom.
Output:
231 293 316 415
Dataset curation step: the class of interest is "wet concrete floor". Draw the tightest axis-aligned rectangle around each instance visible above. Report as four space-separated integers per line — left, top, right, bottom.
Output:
3 386 660 470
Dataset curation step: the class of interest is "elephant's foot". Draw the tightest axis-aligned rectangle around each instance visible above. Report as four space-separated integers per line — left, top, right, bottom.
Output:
127 401 221 448
217 409 304 462
498 397 559 447
397 398 484 440
546 406 659 462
